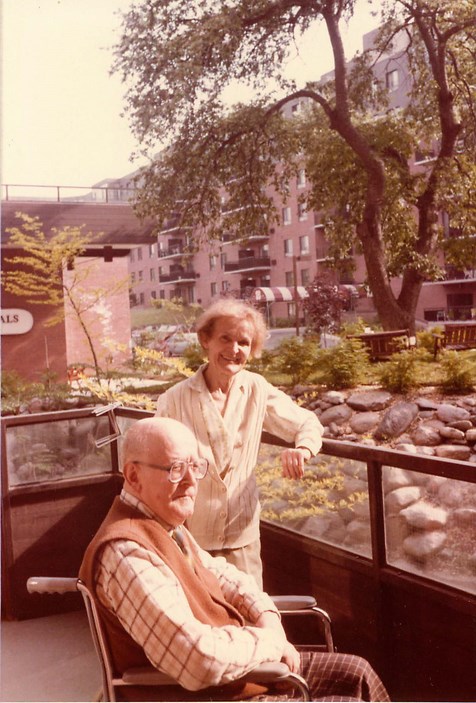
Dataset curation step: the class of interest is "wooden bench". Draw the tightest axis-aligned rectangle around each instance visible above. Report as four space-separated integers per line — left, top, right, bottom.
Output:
348 329 414 362
433 323 476 358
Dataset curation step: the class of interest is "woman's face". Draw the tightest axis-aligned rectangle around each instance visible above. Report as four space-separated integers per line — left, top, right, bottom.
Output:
201 316 254 380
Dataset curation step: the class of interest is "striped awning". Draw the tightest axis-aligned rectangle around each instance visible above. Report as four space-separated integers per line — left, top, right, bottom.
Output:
251 286 309 303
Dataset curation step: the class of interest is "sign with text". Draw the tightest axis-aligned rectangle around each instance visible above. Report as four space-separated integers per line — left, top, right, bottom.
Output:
1 309 34 335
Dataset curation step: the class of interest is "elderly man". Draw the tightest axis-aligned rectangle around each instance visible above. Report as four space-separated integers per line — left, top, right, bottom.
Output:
79 417 389 701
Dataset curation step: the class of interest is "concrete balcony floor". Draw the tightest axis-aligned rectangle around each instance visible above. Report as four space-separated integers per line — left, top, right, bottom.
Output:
1 611 101 702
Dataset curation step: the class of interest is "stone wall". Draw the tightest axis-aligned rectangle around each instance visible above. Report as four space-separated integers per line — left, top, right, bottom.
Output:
295 387 476 462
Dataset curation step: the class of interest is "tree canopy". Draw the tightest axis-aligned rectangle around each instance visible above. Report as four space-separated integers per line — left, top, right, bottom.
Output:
113 0 476 331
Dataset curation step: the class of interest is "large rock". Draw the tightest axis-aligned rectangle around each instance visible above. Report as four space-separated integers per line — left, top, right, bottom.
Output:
374 402 419 441
439 426 466 442
400 501 448 529
319 404 353 426
383 467 414 493
385 486 421 513
349 412 381 434
435 445 471 461
412 423 442 446
403 531 447 559
347 391 392 411
436 404 471 423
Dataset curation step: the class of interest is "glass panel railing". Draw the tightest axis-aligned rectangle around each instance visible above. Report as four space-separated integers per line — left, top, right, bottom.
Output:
5 415 113 487
383 466 476 594
256 443 372 557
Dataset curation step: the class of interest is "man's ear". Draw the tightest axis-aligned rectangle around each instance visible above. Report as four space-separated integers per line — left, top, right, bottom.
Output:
123 461 142 494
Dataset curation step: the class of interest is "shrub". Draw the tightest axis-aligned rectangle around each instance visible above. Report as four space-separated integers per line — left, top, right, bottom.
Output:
182 343 206 371
416 328 441 356
440 351 475 393
247 349 275 375
272 336 318 385
317 338 370 389
378 349 421 393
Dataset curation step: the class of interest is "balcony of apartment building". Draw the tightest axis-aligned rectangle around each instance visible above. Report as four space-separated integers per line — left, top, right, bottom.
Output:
224 249 271 274
159 264 197 285
157 238 195 261
221 230 271 245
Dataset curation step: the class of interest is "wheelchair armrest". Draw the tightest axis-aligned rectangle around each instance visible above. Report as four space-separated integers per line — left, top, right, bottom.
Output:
246 663 310 699
244 661 292 683
272 594 317 611
121 666 176 686
27 576 79 595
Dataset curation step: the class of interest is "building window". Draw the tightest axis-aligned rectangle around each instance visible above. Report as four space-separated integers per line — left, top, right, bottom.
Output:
211 282 217 296
149 243 156 257
297 169 306 188
131 272 136 284
159 290 165 300
150 268 156 282
222 280 230 292
287 302 296 317
151 290 157 299
386 69 399 91
209 255 217 270
298 203 308 221
138 270 143 282
139 292 145 305
284 239 293 256
220 252 227 268
300 235 310 255
129 249 135 263
301 269 310 286
282 207 292 225
285 271 294 286
137 248 143 261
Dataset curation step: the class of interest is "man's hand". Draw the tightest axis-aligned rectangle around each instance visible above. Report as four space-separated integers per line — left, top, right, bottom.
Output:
255 612 301 673
281 641 301 673
280 447 311 480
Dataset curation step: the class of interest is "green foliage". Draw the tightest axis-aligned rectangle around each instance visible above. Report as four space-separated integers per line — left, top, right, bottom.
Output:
113 0 476 332
271 336 317 385
256 444 369 533
378 349 421 393
440 350 475 393
317 339 370 389
416 328 442 356
182 343 206 371
2 213 129 380
303 274 345 333
1 370 71 416
340 318 372 336
151 298 203 331
246 348 275 375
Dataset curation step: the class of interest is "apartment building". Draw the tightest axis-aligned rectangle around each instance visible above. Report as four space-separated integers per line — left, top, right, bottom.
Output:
123 28 474 325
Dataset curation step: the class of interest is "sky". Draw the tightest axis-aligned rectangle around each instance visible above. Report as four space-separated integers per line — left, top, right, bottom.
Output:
1 0 382 189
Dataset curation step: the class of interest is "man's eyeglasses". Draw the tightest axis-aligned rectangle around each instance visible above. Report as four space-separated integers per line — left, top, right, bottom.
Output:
132 458 208 483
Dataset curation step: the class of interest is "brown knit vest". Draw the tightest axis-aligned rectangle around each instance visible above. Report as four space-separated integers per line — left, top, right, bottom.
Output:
79 497 267 700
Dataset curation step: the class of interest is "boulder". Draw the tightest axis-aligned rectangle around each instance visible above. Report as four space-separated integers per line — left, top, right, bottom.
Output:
400 501 448 529
403 531 447 559
347 391 392 411
374 402 419 441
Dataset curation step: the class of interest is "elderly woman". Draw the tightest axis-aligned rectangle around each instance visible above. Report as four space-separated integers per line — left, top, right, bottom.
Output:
155 299 323 587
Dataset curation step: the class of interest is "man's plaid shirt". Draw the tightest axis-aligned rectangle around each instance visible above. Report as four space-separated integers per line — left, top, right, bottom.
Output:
94 489 285 692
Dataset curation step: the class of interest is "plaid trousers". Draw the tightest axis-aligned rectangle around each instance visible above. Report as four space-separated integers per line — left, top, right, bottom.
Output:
251 649 390 702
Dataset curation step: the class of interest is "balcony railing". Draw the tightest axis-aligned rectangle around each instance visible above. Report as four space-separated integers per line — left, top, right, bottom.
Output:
158 246 194 259
224 256 271 273
159 270 197 284
1 405 475 701
1 183 135 204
